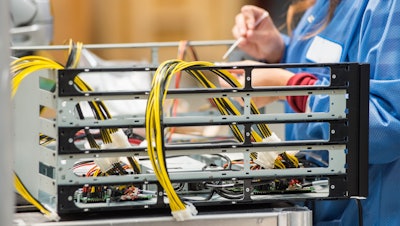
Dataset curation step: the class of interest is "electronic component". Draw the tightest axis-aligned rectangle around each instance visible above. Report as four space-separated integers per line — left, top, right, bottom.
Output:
13 62 369 218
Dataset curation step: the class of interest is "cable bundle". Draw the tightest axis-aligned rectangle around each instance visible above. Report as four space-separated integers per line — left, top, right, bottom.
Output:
10 40 119 220
11 54 66 220
11 56 63 98
145 59 274 220
11 46 297 220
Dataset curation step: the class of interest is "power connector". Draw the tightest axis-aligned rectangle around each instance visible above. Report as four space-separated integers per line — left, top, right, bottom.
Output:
171 202 198 221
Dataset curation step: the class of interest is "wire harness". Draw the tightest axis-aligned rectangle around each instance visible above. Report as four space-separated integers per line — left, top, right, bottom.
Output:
145 59 277 220
10 40 120 221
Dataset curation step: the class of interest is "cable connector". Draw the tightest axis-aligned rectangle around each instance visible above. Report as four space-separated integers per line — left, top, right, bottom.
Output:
97 129 131 172
109 129 131 148
253 132 282 168
262 132 281 142
44 211 60 222
171 202 198 221
255 133 299 169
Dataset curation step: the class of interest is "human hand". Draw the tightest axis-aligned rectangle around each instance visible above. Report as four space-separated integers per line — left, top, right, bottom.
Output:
218 60 294 107
232 5 285 63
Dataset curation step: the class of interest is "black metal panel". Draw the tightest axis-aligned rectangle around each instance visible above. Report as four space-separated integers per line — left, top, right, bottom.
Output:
54 63 369 213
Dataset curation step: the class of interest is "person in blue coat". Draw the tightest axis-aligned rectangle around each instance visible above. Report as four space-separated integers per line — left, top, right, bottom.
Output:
230 1 400 225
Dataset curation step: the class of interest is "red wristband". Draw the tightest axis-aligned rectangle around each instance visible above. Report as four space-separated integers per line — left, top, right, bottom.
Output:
286 73 317 113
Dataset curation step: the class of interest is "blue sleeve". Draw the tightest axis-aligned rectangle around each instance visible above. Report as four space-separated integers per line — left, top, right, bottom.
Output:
280 34 291 63
358 1 400 164
285 0 400 165
305 1 400 165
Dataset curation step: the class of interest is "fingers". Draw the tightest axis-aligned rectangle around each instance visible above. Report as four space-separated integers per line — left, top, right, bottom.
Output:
233 5 268 37
233 13 248 39
241 5 265 30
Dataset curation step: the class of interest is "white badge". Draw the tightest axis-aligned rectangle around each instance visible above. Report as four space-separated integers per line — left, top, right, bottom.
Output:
306 36 343 63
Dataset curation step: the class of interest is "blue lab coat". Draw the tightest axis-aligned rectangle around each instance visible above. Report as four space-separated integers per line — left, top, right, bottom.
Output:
282 0 400 225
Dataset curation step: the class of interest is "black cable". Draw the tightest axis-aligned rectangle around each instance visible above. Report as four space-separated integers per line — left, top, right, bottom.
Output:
356 199 363 226
181 189 216 202
65 42 76 68
127 157 141 174
214 154 232 170
214 188 244 200
205 181 244 200
75 103 100 149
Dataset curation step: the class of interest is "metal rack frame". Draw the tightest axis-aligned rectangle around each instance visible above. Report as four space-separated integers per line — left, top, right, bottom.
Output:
11 40 235 65
13 59 369 218
1 1 14 226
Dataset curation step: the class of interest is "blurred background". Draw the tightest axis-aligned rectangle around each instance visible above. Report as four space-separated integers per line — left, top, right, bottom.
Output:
49 0 289 63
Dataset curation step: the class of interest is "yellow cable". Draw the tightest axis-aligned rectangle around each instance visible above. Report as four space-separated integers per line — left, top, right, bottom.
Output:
146 60 186 211
10 41 115 219
14 174 53 217
146 59 275 216
12 54 275 219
